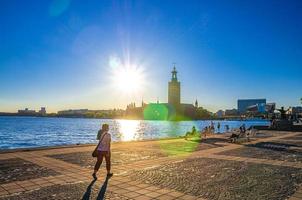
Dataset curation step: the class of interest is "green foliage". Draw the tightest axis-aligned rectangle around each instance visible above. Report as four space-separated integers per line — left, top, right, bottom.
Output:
196 107 212 119
83 110 124 119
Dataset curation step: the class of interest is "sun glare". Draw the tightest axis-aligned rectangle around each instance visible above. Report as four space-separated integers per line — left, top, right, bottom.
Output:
118 120 140 141
110 56 145 95
114 66 143 92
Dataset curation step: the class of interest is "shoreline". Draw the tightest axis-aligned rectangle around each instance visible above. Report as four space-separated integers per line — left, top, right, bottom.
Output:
0 125 273 153
0 135 195 154
0 115 269 121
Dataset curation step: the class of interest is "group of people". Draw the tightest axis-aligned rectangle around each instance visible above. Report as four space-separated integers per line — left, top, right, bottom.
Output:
229 123 251 142
203 122 231 133
202 122 230 136
185 122 232 140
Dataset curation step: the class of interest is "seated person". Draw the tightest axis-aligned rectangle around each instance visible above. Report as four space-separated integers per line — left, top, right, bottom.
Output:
191 126 197 135
230 132 239 139
185 126 198 140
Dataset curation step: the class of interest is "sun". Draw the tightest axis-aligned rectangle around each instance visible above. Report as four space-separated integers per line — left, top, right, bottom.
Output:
111 63 145 94
114 66 142 92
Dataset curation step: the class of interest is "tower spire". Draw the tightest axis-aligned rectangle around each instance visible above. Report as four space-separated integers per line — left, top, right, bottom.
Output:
171 63 178 81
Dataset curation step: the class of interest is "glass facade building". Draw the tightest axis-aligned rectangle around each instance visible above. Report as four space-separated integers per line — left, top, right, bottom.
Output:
237 99 266 113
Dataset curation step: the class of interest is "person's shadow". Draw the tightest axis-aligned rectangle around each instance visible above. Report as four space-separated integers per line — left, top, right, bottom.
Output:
81 179 97 200
96 176 111 200
81 176 112 200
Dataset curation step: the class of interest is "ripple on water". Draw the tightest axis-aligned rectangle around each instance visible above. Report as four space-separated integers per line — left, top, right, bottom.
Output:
0 116 269 149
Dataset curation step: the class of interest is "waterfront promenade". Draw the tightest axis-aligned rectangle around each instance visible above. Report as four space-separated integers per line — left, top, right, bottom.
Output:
1 130 302 200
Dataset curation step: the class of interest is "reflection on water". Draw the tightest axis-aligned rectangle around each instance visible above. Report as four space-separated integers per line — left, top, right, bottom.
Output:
0 116 270 149
118 120 139 141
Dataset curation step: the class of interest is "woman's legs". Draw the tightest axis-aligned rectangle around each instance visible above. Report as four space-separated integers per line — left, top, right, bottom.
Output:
94 153 104 174
93 151 112 177
104 152 111 175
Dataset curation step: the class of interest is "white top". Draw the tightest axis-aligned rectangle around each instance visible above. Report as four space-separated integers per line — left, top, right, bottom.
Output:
97 132 111 152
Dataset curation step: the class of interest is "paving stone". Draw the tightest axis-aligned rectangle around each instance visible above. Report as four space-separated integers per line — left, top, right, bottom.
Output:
156 194 176 200
293 192 302 198
49 149 167 169
0 158 59 184
282 135 302 140
178 194 199 200
7 187 25 194
124 191 141 198
136 188 152 195
22 185 40 191
169 190 185 198
125 185 141 191
0 182 130 200
1 131 302 199
0 190 8 196
133 195 153 200
145 191 162 198
218 143 302 162
289 197 302 200
1 183 19 190
129 157 302 200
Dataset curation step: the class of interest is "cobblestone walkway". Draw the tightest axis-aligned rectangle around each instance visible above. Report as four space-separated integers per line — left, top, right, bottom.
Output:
0 131 302 199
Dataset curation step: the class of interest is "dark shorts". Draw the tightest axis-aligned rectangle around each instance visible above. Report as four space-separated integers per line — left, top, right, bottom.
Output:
97 151 110 156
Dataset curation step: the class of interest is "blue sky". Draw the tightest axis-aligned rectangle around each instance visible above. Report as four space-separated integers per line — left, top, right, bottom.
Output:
0 0 301 112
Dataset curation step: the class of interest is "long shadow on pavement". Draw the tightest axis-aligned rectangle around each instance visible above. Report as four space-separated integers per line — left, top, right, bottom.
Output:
82 179 97 200
96 176 111 200
81 176 112 200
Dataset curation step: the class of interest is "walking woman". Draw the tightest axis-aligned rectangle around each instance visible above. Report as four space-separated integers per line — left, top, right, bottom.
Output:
92 124 113 179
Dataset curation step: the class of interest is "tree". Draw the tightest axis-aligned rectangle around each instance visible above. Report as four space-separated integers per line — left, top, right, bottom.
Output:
196 107 212 119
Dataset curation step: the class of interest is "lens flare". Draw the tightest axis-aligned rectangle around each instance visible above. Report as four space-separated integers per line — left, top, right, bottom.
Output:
143 104 169 120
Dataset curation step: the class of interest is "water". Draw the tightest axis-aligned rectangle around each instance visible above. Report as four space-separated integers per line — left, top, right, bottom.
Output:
0 116 270 150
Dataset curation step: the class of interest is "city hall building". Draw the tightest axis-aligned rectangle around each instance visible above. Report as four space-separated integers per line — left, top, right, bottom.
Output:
126 66 198 120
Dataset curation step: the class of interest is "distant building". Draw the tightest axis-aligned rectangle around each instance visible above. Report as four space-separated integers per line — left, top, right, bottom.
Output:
265 103 276 113
56 109 124 118
238 99 266 113
246 103 265 113
18 108 36 115
181 103 197 119
216 110 225 118
225 109 238 116
39 107 46 115
57 109 89 115
246 102 276 113
125 102 145 119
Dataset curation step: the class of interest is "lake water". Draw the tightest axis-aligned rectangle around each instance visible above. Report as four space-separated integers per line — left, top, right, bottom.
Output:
0 116 270 150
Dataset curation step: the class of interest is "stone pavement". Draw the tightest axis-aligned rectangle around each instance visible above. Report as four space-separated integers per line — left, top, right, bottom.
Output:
0 130 302 199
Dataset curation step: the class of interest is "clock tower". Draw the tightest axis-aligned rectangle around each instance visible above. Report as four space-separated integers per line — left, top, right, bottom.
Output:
168 65 181 110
